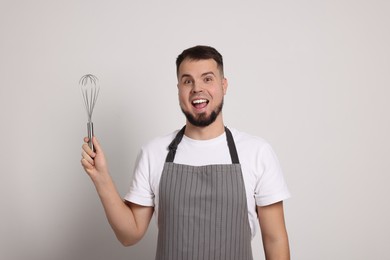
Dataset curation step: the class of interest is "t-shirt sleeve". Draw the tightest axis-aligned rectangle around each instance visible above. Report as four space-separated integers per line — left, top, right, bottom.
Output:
123 148 155 207
254 143 291 206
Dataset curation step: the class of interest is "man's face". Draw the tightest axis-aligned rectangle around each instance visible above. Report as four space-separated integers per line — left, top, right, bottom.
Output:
177 58 227 127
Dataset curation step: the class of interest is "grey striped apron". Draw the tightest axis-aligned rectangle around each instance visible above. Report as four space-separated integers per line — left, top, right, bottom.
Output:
156 126 253 260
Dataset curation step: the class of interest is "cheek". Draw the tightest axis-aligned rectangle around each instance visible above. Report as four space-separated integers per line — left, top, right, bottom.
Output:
212 89 225 101
178 91 188 106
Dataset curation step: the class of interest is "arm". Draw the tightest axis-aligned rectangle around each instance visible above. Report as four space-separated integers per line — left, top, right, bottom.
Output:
81 136 154 246
257 201 290 260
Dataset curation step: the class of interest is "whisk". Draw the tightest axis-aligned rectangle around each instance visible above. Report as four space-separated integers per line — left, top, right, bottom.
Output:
80 74 100 151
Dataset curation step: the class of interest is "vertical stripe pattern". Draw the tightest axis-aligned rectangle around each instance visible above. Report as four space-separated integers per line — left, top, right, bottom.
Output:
156 163 253 260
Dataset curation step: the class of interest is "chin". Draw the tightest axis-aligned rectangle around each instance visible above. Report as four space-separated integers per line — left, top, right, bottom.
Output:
181 99 224 127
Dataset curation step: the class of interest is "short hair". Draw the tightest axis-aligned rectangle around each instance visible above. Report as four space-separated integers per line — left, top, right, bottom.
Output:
176 45 224 76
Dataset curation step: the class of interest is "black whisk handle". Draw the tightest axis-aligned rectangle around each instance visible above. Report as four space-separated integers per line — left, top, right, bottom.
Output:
87 122 95 152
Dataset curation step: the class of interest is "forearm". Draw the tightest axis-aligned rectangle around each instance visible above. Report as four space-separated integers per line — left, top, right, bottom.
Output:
257 202 290 260
81 137 152 246
263 233 290 260
92 173 143 246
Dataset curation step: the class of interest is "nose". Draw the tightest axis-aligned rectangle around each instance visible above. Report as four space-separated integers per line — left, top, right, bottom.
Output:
191 81 203 94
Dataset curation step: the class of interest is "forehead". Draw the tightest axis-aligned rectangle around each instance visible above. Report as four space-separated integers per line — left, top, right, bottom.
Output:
178 59 219 78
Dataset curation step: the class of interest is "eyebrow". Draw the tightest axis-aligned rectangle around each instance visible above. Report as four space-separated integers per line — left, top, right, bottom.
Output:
180 71 215 80
201 71 215 77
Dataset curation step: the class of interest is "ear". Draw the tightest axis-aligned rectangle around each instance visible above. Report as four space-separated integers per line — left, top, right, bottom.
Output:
222 78 228 95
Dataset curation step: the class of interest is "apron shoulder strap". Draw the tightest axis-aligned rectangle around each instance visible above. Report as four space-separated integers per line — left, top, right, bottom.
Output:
225 126 240 164
165 126 186 163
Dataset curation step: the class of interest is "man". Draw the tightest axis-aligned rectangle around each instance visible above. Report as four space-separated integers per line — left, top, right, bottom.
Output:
81 45 291 260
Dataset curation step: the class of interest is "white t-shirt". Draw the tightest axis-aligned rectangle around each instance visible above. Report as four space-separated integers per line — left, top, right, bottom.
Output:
124 128 291 238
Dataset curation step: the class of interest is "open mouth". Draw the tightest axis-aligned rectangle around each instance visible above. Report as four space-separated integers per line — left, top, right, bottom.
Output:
192 99 209 109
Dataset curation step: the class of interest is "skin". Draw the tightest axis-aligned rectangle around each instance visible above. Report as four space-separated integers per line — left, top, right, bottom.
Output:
258 202 290 259
81 58 290 259
81 137 153 246
177 58 228 139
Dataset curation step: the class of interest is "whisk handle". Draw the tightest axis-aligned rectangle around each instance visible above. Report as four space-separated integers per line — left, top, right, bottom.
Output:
87 122 95 152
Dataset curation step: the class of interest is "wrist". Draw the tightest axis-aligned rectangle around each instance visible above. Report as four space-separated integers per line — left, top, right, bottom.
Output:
91 170 112 190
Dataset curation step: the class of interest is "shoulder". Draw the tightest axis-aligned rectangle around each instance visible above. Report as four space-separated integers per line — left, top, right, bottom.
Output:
133 129 179 176
228 127 270 151
228 127 280 167
140 129 180 157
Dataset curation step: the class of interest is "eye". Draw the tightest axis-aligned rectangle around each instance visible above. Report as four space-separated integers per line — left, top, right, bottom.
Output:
181 77 193 85
204 76 213 83
182 78 193 85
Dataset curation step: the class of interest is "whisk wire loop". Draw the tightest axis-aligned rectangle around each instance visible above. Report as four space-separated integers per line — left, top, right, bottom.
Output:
80 74 100 151
80 74 100 122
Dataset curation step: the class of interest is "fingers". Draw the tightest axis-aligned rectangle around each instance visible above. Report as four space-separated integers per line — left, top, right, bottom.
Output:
81 150 94 165
81 137 96 171
82 139 96 158
83 136 101 154
81 139 96 177
81 157 94 171
81 142 95 172
81 156 98 177
81 136 107 176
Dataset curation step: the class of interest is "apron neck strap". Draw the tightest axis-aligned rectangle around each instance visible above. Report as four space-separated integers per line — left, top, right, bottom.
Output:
165 126 240 164
225 127 240 164
165 126 186 163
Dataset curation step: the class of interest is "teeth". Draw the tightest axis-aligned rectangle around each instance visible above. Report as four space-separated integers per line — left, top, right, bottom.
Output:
192 99 207 104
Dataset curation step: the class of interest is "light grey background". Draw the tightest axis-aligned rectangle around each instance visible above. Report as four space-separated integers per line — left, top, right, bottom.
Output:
1 1 389 259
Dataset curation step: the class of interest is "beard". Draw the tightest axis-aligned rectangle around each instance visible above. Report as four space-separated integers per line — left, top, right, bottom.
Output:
181 99 224 127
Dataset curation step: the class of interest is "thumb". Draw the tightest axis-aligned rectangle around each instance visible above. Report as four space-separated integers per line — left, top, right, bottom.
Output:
92 136 103 153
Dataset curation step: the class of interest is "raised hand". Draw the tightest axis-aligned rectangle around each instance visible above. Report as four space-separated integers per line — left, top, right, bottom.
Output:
81 136 109 182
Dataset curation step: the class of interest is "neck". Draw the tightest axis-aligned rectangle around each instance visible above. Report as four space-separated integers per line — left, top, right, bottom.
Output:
184 116 225 140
